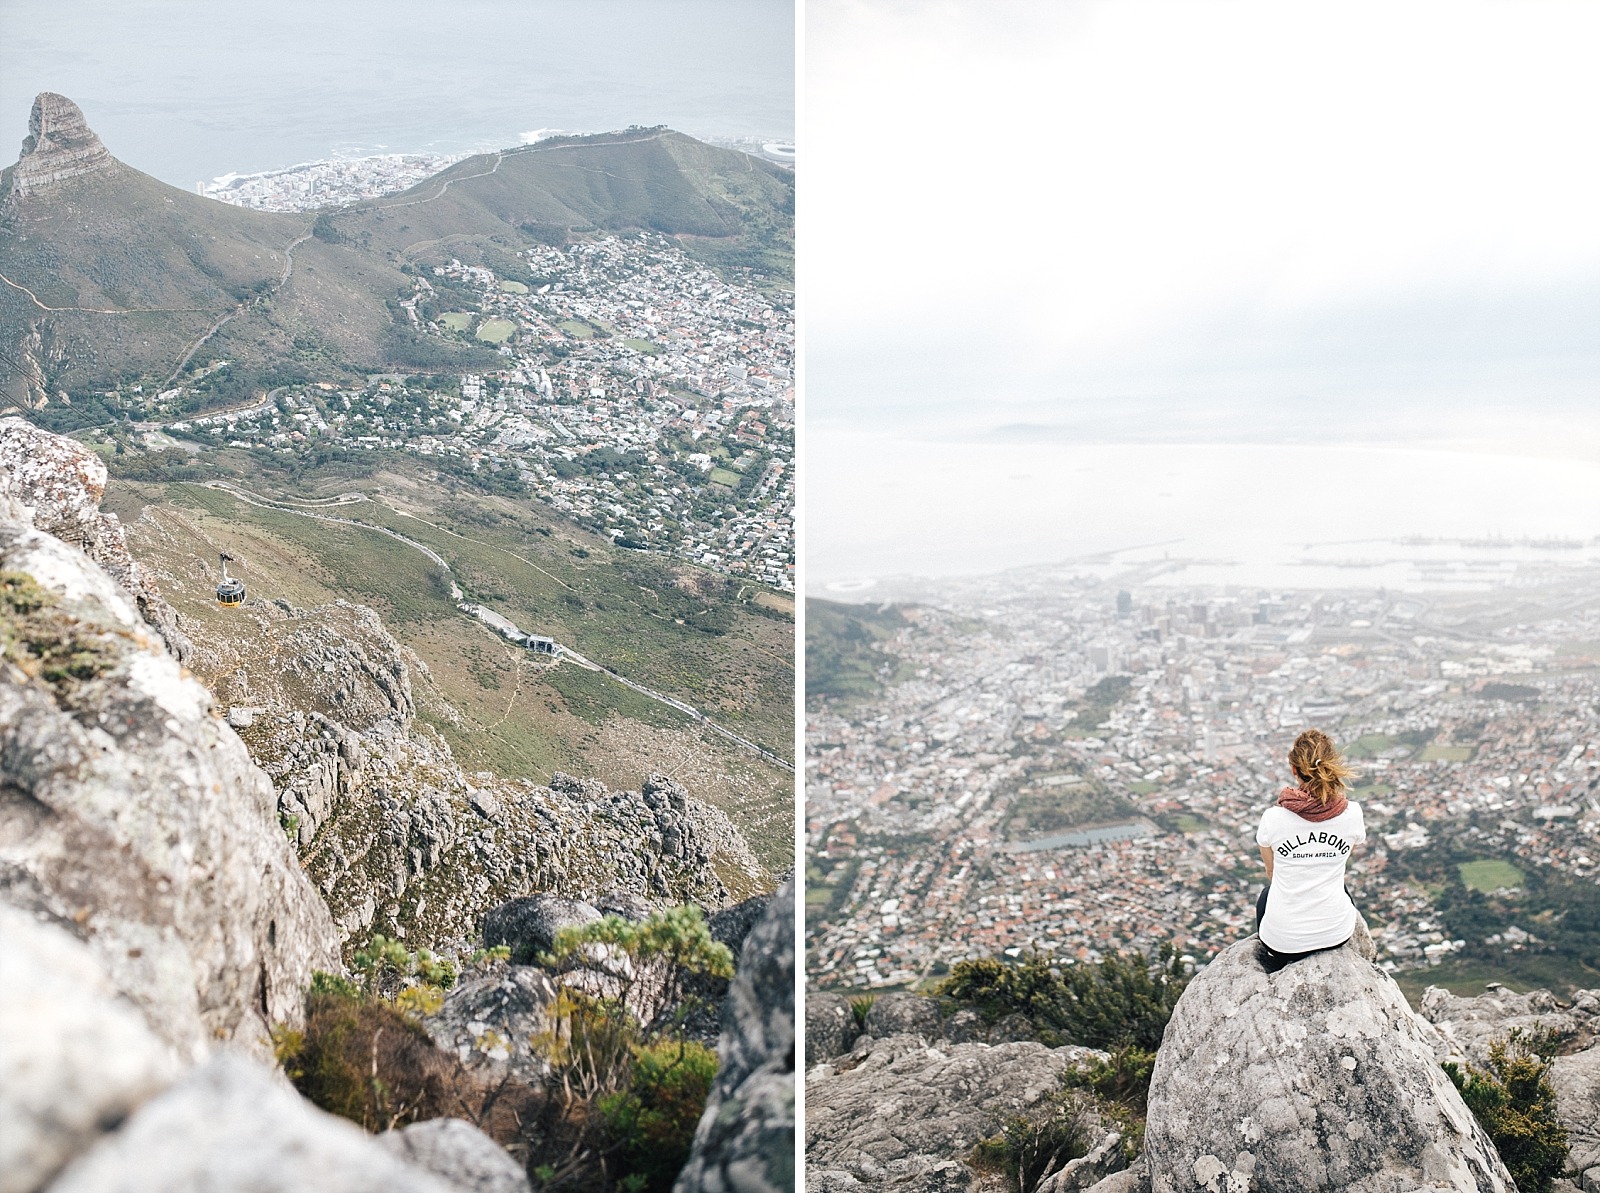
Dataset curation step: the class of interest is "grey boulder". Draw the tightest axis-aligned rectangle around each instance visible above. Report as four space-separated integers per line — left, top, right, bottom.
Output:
43 1052 456 1193
481 895 602 964
864 991 942 1042
806 1032 1106 1192
425 966 560 1082
378 1118 531 1193
805 991 857 1064
1144 928 1513 1193
0 905 178 1193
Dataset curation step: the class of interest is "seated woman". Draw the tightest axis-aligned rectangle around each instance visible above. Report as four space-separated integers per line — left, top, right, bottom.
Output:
1255 729 1366 970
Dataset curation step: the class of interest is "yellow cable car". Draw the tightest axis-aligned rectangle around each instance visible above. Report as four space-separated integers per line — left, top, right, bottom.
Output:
215 553 245 607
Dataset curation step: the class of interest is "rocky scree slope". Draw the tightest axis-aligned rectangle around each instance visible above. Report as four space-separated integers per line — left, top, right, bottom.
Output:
173 582 768 955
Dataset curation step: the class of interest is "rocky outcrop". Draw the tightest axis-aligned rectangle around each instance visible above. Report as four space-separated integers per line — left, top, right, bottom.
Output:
0 416 189 660
173 580 768 954
0 484 340 1062
424 964 561 1084
1419 981 1600 1185
482 894 604 963
806 992 857 1064
378 1118 533 1193
9 93 113 199
676 877 796 1193
806 1032 1107 1193
44 1053 458 1193
865 992 943 1041
1144 928 1513 1193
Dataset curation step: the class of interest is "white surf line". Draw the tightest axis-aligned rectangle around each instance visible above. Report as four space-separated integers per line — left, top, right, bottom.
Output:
185 480 792 771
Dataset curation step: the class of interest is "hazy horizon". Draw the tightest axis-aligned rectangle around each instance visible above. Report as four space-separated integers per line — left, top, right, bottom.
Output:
807 0 1600 586
0 0 794 188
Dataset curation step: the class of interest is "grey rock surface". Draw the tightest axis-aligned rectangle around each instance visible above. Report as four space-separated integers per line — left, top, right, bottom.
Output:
1145 929 1513 1193
806 991 858 1064
44 1052 458 1193
0 415 190 659
1552 1044 1600 1175
0 904 178 1193
864 992 942 1042
1084 1168 1149 1193
675 877 795 1193
424 965 560 1083
1420 983 1597 1066
0 500 341 1061
937 1008 989 1046
709 889 772 954
10 93 114 199
378 1117 531 1193
806 1032 1106 1193
481 895 603 964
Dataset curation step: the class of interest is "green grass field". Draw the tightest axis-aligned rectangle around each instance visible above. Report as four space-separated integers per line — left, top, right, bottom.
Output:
1395 953 1600 1004
623 338 663 356
438 311 473 332
1458 859 1525 892
475 318 517 343
557 319 595 340
1421 744 1475 762
499 280 529 294
709 467 741 487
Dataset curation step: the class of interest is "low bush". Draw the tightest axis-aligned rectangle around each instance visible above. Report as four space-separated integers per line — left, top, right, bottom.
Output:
1444 1029 1569 1193
970 1090 1090 1193
938 944 1191 1052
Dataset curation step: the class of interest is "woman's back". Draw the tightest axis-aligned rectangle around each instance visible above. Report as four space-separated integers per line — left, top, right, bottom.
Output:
1256 799 1365 953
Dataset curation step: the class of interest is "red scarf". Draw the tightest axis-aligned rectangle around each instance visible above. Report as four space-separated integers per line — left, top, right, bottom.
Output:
1278 784 1347 823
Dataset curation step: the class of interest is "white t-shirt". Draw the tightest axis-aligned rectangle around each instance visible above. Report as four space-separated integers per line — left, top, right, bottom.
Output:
1255 801 1365 953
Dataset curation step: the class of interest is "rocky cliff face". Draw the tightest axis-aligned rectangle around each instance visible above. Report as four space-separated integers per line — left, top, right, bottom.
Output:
0 466 340 1062
676 877 796 1193
8 93 114 199
0 418 190 660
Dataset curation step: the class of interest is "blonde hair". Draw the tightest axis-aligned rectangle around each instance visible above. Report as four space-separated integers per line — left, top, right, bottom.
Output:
1289 729 1354 804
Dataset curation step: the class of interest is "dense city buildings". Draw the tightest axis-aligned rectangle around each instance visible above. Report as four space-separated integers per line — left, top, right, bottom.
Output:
806 566 1600 991
200 153 468 210
164 233 794 591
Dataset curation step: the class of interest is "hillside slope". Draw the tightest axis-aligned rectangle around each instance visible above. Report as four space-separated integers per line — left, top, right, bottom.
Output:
0 95 792 409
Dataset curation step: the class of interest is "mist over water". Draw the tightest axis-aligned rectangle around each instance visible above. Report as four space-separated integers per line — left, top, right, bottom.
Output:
810 435 1600 595
0 0 794 188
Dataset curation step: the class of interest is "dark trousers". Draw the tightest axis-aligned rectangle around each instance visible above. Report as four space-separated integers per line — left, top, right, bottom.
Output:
1254 883 1351 972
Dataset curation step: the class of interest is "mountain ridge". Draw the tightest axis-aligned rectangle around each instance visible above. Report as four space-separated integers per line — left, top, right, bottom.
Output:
0 94 793 411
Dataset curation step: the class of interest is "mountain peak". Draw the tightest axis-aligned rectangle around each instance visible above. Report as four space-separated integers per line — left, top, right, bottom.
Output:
11 92 112 197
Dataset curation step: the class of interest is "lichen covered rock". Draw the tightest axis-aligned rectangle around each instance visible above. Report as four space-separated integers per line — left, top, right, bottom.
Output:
676 877 795 1193
0 502 340 1062
1144 929 1513 1193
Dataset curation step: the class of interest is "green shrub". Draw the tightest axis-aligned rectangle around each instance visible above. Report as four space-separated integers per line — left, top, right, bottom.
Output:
598 1038 719 1191
1063 1045 1157 1116
1444 1029 1568 1193
939 944 1191 1052
848 995 877 1031
971 1090 1090 1193
351 934 457 996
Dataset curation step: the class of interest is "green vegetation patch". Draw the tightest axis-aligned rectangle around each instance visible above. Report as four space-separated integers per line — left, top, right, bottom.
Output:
806 599 910 708
1422 744 1475 762
1445 1030 1568 1193
544 663 693 731
437 311 473 332
0 570 119 688
557 318 595 340
1459 859 1525 893
499 279 529 293
474 317 518 343
1005 783 1137 840
707 467 741 487
623 338 664 356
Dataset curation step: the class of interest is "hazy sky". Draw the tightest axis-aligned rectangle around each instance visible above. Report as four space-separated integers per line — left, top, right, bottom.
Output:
807 0 1600 448
0 0 794 186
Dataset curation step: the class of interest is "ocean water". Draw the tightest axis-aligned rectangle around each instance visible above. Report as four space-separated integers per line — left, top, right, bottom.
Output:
0 0 793 189
809 434 1600 594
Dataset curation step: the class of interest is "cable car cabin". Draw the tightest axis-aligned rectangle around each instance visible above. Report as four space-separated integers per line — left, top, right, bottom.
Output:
215 552 245 607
